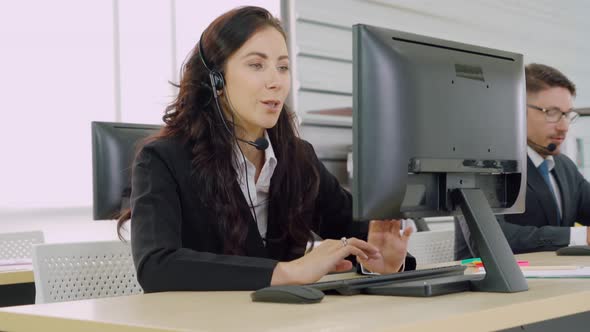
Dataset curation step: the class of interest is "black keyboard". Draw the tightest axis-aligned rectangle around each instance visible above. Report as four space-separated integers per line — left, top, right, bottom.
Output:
307 265 467 295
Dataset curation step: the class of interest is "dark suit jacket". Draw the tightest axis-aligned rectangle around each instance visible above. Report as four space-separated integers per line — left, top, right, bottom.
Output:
455 154 590 259
130 137 416 292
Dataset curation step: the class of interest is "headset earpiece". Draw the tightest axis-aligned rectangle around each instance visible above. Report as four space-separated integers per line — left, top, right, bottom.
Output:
209 70 225 91
198 33 225 92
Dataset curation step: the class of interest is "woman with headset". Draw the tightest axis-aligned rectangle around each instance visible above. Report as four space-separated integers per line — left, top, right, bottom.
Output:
118 6 414 292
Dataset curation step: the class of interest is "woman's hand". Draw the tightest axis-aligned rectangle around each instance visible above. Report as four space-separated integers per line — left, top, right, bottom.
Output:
270 238 380 285
357 219 413 274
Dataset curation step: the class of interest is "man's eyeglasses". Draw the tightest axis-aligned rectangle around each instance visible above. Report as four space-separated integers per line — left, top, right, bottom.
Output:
527 104 579 124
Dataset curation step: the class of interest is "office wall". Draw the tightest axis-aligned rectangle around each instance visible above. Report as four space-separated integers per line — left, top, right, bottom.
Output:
283 0 590 184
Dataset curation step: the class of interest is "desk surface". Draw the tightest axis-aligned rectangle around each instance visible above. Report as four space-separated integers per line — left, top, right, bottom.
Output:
0 252 589 332
0 266 33 286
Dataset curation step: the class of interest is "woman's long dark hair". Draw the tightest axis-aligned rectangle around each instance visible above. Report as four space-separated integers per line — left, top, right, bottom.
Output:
117 6 319 255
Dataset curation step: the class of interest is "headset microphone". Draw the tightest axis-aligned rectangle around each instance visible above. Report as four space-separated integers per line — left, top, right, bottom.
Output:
528 139 557 153
254 137 269 150
244 137 269 151
234 136 269 151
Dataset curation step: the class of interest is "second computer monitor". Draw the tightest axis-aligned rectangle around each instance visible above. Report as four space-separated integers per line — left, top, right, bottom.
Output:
92 121 161 220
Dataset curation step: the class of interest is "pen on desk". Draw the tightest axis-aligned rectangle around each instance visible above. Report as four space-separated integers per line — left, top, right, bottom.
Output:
460 258 481 265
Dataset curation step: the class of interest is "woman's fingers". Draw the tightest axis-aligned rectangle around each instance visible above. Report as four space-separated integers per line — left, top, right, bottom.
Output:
332 260 353 272
390 220 402 232
370 219 389 232
402 225 413 238
356 254 367 266
345 237 379 255
371 219 405 234
319 238 378 259
341 243 370 260
312 238 384 269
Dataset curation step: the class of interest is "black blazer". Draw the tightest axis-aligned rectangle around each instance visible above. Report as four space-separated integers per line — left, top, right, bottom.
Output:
130 137 415 292
455 154 590 259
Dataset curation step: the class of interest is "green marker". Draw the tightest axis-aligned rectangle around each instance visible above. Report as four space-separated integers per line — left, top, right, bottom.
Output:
460 257 482 265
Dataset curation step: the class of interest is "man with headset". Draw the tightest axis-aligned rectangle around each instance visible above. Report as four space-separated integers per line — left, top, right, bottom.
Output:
455 63 590 259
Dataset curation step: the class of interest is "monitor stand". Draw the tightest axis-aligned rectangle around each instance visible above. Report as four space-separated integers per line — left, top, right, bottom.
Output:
453 188 528 292
364 188 528 296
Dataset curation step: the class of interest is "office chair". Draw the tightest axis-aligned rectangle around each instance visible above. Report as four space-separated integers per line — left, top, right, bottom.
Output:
32 240 143 304
0 231 44 262
407 229 455 265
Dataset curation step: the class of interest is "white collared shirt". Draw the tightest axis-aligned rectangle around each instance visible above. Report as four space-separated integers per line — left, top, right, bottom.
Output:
234 131 277 240
527 146 587 246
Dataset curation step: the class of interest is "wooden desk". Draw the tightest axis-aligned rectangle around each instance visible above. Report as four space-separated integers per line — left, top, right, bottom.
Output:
0 267 33 286
0 252 588 332
0 266 35 307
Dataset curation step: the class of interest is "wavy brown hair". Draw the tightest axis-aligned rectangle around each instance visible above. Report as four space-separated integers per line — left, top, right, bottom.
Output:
117 6 319 255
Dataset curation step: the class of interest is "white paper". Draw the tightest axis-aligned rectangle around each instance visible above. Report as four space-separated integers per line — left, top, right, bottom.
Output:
523 267 590 278
477 266 590 278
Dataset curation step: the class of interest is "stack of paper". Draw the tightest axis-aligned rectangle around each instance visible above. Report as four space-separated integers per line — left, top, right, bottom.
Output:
522 267 590 278
477 266 590 278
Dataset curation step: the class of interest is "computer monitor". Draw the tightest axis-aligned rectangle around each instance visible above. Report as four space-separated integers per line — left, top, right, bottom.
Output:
353 24 528 293
91 121 161 220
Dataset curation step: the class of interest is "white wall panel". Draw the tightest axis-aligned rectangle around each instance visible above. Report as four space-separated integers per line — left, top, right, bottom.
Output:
298 91 352 126
298 56 352 94
288 0 590 130
296 21 351 61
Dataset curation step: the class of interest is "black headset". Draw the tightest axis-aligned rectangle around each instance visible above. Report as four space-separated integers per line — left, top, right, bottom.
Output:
198 32 268 243
198 34 225 92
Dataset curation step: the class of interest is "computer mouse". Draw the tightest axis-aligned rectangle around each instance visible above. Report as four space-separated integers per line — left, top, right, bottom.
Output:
251 285 324 304
556 245 590 256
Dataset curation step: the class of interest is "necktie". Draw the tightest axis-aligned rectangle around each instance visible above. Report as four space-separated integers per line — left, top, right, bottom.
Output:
538 160 561 226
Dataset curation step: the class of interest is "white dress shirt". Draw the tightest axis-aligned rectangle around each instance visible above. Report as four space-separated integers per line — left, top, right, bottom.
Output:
234 131 277 240
527 147 587 246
